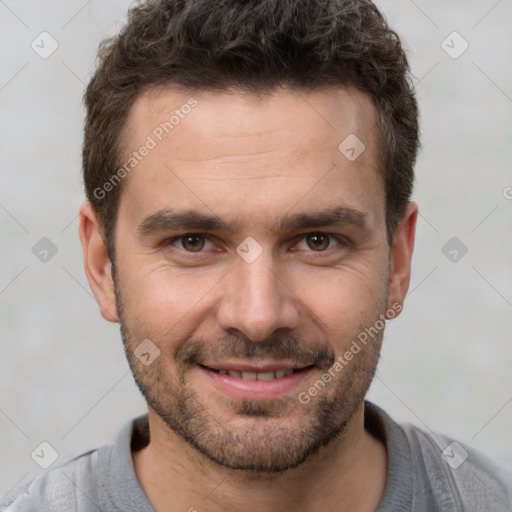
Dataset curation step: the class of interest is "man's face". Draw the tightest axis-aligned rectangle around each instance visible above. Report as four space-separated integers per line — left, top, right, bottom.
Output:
105 85 400 471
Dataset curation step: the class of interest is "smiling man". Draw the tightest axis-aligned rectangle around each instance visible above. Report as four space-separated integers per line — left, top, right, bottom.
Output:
3 1 512 511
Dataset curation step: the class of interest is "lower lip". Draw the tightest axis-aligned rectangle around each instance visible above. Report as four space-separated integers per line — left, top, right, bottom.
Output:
198 365 314 400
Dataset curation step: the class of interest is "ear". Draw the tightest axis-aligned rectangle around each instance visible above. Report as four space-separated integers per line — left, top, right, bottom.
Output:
386 201 418 317
79 201 119 323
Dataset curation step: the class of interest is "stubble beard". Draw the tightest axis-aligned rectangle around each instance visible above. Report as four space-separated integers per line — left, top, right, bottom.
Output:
113 273 385 473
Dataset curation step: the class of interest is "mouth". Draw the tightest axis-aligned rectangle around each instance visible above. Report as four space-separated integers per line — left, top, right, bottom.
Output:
202 366 309 380
197 361 315 399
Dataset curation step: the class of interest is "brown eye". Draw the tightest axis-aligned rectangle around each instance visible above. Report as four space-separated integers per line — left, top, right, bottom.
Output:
306 233 330 251
180 235 205 252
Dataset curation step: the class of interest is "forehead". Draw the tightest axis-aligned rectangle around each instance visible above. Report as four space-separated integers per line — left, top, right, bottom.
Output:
125 84 378 156
118 84 384 232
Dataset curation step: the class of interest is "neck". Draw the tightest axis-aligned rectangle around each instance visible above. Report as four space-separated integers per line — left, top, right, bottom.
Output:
132 403 388 512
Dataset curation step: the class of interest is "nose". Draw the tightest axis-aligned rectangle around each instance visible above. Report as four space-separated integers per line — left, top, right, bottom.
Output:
215 252 301 342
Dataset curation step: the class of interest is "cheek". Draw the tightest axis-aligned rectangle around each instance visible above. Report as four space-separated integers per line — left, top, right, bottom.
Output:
118 263 223 337
290 265 387 339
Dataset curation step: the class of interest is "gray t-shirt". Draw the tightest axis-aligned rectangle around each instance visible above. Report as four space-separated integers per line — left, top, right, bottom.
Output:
2 401 511 511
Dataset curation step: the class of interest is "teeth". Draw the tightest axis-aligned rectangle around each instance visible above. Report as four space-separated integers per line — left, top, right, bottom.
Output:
256 371 276 381
218 369 296 380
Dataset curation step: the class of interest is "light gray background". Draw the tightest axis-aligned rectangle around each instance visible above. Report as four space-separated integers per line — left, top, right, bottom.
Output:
1 0 511 498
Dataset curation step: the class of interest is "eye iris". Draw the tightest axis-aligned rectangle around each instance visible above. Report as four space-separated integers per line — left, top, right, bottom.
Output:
182 235 204 252
307 233 329 251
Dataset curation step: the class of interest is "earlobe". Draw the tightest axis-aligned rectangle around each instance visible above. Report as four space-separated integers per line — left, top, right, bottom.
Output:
78 201 119 323
387 201 418 316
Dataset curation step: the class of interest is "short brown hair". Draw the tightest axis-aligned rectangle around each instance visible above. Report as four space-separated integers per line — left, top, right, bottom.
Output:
82 0 419 260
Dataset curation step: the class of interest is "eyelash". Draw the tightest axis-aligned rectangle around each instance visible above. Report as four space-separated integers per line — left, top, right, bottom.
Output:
162 233 348 255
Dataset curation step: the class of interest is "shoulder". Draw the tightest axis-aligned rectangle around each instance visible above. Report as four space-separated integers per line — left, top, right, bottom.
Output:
401 421 512 509
365 401 512 511
0 446 108 512
0 416 147 512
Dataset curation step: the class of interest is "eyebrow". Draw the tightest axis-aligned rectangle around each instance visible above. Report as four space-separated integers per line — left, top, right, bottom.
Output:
136 207 370 238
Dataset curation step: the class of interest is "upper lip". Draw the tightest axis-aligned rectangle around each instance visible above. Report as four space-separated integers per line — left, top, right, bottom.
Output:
200 360 313 372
